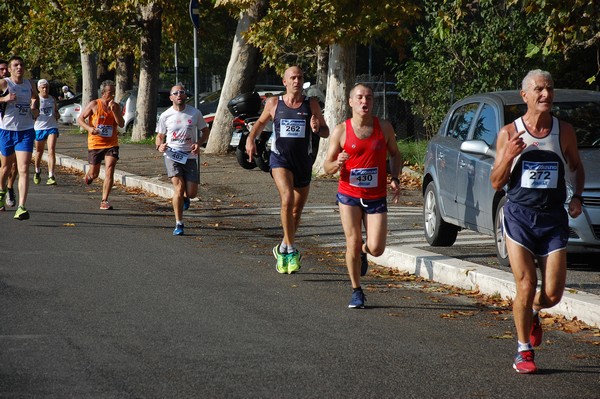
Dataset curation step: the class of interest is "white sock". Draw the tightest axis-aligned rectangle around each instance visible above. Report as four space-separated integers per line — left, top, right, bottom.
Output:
518 341 532 352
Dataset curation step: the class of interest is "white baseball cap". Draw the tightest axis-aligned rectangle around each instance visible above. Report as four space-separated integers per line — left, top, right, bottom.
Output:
62 85 69 91
37 79 49 87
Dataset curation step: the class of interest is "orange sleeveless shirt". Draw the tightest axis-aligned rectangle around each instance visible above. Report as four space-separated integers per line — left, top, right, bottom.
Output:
88 99 119 150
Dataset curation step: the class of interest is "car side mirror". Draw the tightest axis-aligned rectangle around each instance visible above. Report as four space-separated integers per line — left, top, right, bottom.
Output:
460 139 496 158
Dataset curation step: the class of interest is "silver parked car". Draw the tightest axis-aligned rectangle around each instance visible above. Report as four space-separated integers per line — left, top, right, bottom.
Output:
422 89 600 265
58 102 82 125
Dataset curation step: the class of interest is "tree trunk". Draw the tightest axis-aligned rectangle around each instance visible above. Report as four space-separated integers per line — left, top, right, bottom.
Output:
115 53 134 103
316 45 328 94
78 38 98 109
132 2 162 142
312 43 356 176
204 0 269 154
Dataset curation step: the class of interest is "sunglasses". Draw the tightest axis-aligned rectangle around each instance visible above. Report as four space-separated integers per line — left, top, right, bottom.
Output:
171 90 186 96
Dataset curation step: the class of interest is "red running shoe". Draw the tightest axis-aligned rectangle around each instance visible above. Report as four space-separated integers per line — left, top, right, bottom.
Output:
530 313 543 347
513 350 538 374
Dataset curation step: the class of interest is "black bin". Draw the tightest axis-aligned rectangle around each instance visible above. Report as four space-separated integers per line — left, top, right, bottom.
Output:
227 92 261 117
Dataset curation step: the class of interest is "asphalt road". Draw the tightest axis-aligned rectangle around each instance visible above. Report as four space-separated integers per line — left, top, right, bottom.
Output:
1 167 599 398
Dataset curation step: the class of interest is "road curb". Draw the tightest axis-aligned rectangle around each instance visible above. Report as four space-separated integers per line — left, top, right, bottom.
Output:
371 245 600 328
50 152 174 198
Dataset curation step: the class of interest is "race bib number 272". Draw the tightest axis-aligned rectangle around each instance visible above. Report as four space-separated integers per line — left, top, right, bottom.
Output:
521 161 559 189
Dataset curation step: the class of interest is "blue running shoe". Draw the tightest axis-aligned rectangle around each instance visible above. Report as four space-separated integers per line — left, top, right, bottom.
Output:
183 197 191 211
348 289 366 309
173 223 184 236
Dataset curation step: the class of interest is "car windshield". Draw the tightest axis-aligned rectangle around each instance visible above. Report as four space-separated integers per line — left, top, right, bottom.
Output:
504 101 600 148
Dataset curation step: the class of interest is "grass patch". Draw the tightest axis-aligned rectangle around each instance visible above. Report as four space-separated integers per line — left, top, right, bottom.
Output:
397 139 427 172
119 134 156 145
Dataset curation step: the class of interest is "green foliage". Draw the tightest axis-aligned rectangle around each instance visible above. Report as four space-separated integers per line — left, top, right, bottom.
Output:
395 1 557 138
397 139 427 170
219 0 421 73
120 134 156 145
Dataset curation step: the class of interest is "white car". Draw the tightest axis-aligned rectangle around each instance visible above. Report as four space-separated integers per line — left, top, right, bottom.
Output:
58 103 82 125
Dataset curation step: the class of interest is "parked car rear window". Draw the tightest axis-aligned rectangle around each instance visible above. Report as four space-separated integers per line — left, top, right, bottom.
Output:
447 102 478 141
472 103 497 146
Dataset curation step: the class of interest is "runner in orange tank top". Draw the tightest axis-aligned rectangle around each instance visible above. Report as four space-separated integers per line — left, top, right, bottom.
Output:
77 80 124 210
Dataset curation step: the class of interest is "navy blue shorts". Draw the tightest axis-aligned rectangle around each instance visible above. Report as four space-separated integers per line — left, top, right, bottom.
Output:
336 192 388 214
503 200 569 257
269 151 312 188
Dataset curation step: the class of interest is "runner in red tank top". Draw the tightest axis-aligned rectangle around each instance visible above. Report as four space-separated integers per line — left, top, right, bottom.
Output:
324 83 403 309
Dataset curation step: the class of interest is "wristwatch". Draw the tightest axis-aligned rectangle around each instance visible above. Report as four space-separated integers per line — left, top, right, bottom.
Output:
572 194 584 204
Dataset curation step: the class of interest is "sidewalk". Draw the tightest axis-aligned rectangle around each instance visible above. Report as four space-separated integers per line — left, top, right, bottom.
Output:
49 129 600 328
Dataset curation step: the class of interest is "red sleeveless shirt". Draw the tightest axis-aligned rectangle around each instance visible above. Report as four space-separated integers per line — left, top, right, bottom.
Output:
338 117 388 199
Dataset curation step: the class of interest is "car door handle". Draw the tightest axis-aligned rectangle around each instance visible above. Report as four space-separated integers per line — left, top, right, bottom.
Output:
459 160 468 168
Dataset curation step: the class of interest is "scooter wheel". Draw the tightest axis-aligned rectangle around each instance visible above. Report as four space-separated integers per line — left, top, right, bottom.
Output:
255 140 271 172
236 147 257 169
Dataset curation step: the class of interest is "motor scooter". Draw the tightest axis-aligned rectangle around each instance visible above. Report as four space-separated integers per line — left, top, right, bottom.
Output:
228 92 272 172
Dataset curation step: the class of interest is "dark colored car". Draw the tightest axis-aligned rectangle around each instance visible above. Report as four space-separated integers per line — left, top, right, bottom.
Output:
422 90 600 265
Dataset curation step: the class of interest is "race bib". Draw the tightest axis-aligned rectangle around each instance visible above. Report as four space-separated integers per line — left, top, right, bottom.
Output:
521 161 558 189
41 106 53 116
165 147 190 164
16 103 30 116
279 119 306 138
349 167 379 188
97 124 113 138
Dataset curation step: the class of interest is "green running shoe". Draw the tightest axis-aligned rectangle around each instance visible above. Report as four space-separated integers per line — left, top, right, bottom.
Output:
287 250 302 274
273 245 287 274
47 176 57 185
33 172 41 185
14 206 30 220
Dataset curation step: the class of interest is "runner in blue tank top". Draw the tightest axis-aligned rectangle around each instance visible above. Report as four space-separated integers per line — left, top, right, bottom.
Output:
491 70 585 374
246 66 329 274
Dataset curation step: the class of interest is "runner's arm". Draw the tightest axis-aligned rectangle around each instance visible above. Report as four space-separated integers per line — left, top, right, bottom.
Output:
323 122 346 175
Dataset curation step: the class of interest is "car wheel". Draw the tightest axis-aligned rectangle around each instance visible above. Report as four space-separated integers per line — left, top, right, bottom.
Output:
423 182 458 246
494 196 510 267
